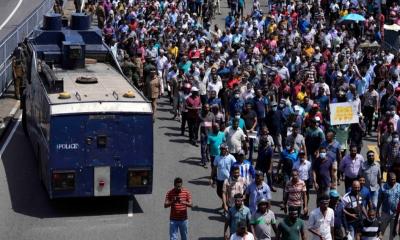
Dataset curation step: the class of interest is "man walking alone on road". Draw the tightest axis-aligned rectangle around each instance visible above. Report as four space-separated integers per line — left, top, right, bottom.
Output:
164 177 192 240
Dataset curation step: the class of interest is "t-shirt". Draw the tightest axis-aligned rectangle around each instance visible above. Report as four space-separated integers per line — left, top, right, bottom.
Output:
312 158 333 189
208 132 225 156
165 187 192 221
242 110 257 130
227 205 252 235
245 182 272 214
233 160 255 185
293 160 312 181
223 177 247 207
225 126 247 154
285 180 307 207
342 192 364 223
186 96 201 118
308 207 335 240
278 217 304 240
251 210 276 240
230 232 255 240
286 134 305 152
359 218 380 240
214 154 237 181
321 140 341 163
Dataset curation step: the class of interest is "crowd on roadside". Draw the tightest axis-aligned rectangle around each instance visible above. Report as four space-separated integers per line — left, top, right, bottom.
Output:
51 0 400 239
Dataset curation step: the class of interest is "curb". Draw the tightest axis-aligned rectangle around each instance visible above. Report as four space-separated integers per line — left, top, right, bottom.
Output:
0 100 20 140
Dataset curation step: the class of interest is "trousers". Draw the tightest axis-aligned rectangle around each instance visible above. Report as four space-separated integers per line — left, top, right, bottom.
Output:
169 219 188 240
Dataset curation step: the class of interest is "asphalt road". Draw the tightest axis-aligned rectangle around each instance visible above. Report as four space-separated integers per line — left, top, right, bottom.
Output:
0 0 45 42
0 96 380 240
0 2 387 240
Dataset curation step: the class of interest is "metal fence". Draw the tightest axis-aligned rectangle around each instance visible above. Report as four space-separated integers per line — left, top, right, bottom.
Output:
0 0 54 96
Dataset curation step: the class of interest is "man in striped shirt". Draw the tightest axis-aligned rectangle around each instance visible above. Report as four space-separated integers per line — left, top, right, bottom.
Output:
356 208 382 240
233 150 255 185
164 177 192 240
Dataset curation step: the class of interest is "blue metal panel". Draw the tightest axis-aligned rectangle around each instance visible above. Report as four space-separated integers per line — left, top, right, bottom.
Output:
49 113 153 198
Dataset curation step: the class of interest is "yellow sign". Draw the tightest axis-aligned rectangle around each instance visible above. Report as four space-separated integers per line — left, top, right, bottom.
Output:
334 106 353 122
330 102 359 125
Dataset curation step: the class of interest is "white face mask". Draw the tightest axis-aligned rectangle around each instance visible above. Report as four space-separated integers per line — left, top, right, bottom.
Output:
320 152 327 159
394 138 399 142
234 94 240 98
235 115 241 119
272 106 277 111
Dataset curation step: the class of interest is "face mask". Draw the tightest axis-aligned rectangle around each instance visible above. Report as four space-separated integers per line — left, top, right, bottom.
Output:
286 145 291 150
272 106 277 111
279 104 285 108
394 138 399 142
320 152 327 159
235 115 240 119
234 94 240 98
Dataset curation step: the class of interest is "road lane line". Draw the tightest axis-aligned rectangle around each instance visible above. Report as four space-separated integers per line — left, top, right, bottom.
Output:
9 101 20 117
0 116 21 157
367 144 379 161
367 144 387 181
0 0 24 30
128 198 133 217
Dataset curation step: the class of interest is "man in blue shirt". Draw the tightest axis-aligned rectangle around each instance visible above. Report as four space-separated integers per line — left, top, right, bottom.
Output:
229 91 245 116
377 172 400 240
252 89 269 128
245 171 272 214
212 144 236 201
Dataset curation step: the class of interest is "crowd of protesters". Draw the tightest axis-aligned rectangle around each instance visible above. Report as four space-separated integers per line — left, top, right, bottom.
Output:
50 0 400 238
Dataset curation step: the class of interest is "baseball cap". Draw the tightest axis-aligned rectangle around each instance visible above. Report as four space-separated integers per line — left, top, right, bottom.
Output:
191 86 199 92
329 189 340 198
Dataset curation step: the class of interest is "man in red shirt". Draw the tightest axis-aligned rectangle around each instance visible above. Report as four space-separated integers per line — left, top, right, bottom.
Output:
186 87 202 146
164 177 192 240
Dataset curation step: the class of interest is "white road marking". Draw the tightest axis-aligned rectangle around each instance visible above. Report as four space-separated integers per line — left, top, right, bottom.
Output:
0 116 21 157
128 198 133 217
0 0 24 30
9 101 20 117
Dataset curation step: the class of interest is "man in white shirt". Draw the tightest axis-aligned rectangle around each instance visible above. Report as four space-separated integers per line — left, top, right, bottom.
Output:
308 195 335 240
224 119 247 158
156 50 168 95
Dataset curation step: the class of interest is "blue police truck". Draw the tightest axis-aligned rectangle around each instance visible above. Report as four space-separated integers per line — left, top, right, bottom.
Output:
21 13 153 198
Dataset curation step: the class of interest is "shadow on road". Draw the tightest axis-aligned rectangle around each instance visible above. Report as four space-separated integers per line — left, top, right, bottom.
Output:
158 126 181 131
188 176 210 186
179 157 202 166
192 205 219 215
208 215 225 222
157 117 175 121
164 132 182 137
1 125 143 218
